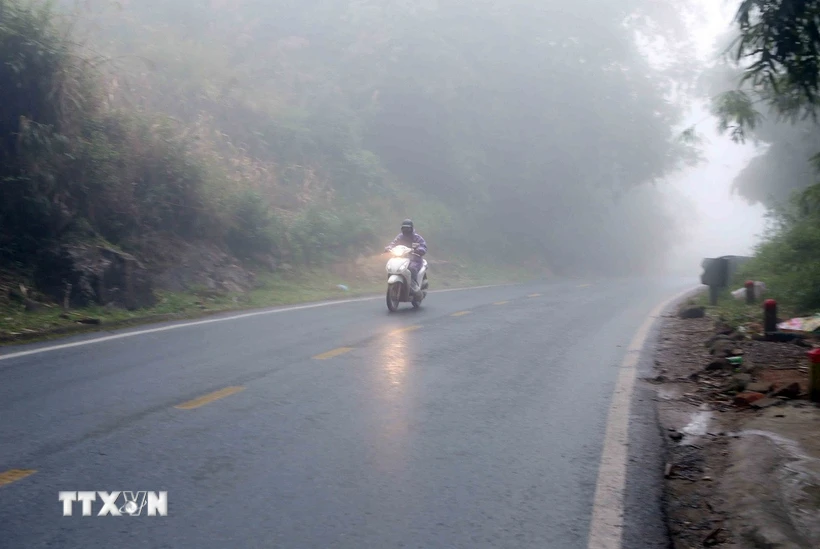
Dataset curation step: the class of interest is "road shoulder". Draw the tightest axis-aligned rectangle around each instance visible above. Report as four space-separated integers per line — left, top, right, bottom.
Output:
620 289 700 549
651 299 820 548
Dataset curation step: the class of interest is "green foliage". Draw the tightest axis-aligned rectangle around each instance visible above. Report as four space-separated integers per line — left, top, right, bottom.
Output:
733 0 820 106
287 207 378 267
0 0 287 270
695 1 820 312
678 126 703 146
711 1 820 144
1 0 91 257
225 189 280 260
735 183 820 312
711 90 763 143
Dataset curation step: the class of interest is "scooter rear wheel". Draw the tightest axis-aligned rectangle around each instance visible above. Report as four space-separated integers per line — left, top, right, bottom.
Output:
412 276 428 308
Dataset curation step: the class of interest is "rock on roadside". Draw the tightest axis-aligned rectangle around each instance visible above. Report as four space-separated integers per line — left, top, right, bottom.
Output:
34 243 156 310
678 303 706 319
151 241 257 295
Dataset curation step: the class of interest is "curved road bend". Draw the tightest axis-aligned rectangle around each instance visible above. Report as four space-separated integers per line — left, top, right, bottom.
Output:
0 277 695 548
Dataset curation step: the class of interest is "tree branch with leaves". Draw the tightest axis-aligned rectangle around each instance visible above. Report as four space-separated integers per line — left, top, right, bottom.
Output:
710 0 820 142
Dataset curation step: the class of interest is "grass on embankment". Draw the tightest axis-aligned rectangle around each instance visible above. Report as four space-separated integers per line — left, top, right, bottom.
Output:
692 288 796 329
0 260 537 345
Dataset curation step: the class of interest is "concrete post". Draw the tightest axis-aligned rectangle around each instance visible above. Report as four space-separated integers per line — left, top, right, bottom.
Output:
763 299 778 334
709 285 719 306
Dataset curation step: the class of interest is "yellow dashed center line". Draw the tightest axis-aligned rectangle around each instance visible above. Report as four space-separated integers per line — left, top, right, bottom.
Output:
312 347 354 360
578 283 592 288
451 311 472 317
527 293 541 297
389 325 422 335
493 301 509 305
0 469 36 487
175 386 245 410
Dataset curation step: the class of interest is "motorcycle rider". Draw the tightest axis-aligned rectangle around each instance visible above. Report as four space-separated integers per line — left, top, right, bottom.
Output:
384 219 427 292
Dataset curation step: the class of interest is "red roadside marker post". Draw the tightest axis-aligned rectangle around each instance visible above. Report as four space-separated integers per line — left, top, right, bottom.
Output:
808 348 820 403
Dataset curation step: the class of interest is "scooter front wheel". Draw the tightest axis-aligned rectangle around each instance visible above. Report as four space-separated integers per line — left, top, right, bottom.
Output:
386 283 401 312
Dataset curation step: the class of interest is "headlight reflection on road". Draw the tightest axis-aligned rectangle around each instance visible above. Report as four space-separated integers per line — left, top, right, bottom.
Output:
370 328 415 473
381 331 410 389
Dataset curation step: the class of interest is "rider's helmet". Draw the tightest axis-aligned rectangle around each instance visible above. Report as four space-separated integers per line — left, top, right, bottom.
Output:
401 219 414 238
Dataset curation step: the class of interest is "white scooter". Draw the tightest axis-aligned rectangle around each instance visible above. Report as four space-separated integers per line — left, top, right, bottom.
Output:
385 244 429 312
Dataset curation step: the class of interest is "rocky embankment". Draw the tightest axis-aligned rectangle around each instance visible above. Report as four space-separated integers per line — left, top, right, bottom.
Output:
4 240 264 313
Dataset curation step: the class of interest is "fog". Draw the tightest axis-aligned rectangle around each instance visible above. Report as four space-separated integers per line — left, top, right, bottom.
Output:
662 0 768 276
15 0 785 280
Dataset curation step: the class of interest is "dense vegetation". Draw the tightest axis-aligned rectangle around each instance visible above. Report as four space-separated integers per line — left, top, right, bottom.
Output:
0 0 283 269
2 0 700 309
705 0 820 312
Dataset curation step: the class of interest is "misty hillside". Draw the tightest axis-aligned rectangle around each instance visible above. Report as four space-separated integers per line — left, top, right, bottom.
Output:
2 0 699 309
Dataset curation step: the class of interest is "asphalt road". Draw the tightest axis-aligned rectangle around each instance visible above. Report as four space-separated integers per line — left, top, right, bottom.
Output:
0 277 695 549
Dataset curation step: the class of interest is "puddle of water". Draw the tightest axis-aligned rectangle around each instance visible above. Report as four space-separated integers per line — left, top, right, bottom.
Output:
656 383 686 401
657 386 681 400
733 430 811 457
681 409 712 444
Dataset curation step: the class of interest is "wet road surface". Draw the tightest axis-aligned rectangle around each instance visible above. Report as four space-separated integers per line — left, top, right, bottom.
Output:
0 278 693 548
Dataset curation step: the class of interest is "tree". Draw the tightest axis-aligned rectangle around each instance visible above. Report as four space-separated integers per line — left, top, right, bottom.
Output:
691 2 820 209
712 0 820 142
43 0 704 274
703 0 820 311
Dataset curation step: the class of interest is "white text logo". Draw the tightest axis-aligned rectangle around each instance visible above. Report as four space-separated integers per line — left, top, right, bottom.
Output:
59 491 168 516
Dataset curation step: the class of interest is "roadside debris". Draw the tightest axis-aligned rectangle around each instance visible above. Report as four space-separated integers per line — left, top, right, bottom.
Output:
75 317 101 325
651 299 820 549
678 300 706 319
778 313 820 334
703 526 726 547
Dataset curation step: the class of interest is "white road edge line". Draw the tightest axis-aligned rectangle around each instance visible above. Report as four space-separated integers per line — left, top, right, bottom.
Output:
0 283 513 361
586 286 701 549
